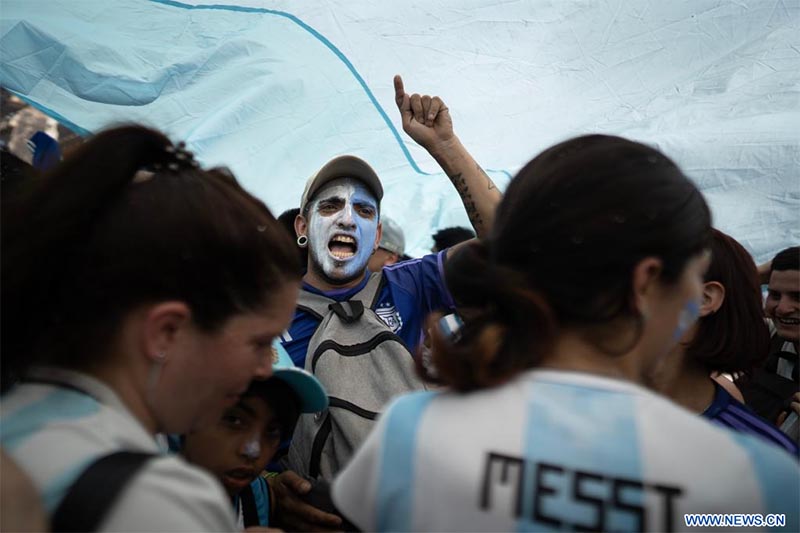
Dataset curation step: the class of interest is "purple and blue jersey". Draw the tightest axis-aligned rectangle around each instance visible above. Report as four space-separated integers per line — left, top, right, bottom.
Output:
703 381 798 458
281 251 454 368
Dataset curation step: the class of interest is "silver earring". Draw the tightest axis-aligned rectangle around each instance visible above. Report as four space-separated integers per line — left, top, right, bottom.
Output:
297 235 308 248
154 351 166 362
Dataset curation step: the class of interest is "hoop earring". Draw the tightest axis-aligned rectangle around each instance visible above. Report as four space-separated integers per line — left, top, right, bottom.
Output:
297 235 308 248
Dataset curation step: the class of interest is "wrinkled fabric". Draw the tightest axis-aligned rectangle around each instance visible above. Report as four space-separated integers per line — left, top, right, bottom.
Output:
1 0 797 259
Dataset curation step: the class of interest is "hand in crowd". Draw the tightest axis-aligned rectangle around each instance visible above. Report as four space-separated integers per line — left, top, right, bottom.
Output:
393 74 501 239
394 74 455 153
268 470 343 532
776 391 800 426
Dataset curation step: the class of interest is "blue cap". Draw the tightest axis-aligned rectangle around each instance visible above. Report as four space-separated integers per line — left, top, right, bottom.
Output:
271 340 328 413
28 131 61 171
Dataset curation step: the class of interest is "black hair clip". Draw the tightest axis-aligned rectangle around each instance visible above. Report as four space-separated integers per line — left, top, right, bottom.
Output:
151 142 200 173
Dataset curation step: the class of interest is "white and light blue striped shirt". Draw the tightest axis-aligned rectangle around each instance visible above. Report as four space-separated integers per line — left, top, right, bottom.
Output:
0 367 236 532
332 369 799 532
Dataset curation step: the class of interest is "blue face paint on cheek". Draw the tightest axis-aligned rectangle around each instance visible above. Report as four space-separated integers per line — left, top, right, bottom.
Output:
673 299 701 341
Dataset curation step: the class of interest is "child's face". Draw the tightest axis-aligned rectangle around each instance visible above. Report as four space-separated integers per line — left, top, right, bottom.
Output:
183 394 282 497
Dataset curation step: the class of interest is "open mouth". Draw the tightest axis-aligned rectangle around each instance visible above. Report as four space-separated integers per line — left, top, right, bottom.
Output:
222 468 258 491
328 234 358 260
776 317 800 327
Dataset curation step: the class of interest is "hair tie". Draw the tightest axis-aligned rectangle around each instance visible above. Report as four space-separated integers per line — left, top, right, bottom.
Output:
151 142 200 173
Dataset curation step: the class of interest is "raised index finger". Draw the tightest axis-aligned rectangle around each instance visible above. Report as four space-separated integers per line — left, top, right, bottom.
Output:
393 75 406 106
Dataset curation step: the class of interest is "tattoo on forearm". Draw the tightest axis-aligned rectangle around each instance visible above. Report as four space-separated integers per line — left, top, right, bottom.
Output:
478 164 497 190
450 173 484 231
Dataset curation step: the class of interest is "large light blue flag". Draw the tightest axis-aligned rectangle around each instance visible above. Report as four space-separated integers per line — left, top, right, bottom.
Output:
1 0 797 258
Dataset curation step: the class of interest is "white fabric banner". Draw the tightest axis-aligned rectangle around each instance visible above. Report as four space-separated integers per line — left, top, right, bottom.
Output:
1 0 797 258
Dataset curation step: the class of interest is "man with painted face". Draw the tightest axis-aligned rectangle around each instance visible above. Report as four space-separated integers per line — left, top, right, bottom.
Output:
269 76 502 531
282 75 502 368
297 158 384 292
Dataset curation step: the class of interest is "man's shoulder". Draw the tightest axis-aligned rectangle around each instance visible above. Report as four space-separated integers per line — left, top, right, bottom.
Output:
383 251 443 276
381 252 446 291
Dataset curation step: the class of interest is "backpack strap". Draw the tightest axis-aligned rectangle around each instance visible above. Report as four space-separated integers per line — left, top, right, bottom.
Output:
52 451 154 532
240 483 261 528
353 271 385 309
309 413 333 479
296 272 385 319
296 290 332 320
329 301 365 323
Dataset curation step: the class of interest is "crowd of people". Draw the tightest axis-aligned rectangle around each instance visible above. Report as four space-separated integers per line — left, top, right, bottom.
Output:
0 74 798 532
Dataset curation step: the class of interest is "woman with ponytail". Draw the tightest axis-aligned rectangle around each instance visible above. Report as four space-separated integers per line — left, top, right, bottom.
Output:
1 125 301 531
331 135 799 532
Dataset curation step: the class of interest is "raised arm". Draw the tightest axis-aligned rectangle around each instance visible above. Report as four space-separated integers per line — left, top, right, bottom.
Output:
393 75 501 246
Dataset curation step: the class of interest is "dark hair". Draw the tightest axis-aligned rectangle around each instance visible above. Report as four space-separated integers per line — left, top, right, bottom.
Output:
771 246 799 273
431 135 712 392
432 226 475 251
277 207 307 272
685 229 769 373
277 208 300 237
1 149 37 198
245 378 302 439
2 125 300 390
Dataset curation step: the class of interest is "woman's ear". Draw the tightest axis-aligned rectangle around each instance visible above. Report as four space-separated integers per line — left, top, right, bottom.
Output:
699 281 725 317
141 302 192 363
631 257 664 318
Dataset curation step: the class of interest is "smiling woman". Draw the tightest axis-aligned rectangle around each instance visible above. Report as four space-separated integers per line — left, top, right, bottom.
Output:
0 124 301 531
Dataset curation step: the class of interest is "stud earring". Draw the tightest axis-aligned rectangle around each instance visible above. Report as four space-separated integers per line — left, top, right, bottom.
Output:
297 235 308 248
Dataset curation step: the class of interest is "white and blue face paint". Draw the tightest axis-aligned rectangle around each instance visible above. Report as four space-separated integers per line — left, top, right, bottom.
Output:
673 299 701 341
307 178 379 283
241 435 261 460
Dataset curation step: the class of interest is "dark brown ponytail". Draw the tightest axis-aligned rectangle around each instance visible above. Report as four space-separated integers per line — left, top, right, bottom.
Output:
2 125 300 391
428 241 557 392
425 134 711 392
